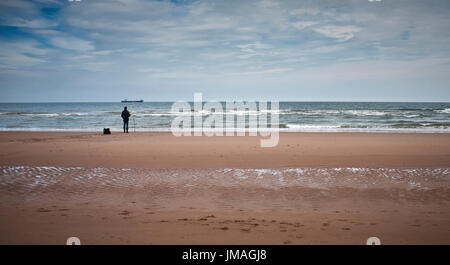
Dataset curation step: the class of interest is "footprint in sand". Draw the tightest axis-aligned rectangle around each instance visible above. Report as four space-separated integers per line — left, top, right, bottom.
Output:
37 208 51 213
342 227 351 230
119 210 131 216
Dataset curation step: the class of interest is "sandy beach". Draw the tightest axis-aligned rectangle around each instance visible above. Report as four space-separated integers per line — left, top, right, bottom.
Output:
1 132 450 244
1 131 450 168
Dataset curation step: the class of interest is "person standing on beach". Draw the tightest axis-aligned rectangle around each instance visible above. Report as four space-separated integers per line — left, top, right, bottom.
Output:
121 106 131 133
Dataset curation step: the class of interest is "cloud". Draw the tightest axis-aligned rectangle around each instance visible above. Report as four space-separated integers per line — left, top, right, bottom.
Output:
79 62 112 72
260 0 279 8
0 0 36 10
292 21 317 30
0 17 57 28
314 25 362 42
49 37 95 51
1 0 450 101
239 68 291 75
290 8 321 16
0 41 48 69
0 53 46 69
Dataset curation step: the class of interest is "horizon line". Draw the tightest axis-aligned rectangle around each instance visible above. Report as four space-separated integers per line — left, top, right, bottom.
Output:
1 100 450 104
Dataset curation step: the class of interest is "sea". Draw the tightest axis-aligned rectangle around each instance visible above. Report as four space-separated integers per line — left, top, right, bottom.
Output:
0 102 449 133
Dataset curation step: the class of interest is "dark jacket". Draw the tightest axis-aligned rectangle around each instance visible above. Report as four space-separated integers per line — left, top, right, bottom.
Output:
121 110 130 121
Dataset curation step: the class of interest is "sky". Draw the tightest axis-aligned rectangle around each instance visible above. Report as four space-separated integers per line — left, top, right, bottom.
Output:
1 0 450 102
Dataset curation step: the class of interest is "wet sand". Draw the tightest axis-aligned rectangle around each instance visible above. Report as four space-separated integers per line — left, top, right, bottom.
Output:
0 132 449 244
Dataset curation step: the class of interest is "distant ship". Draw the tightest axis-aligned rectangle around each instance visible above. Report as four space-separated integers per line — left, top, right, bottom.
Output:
121 99 144 103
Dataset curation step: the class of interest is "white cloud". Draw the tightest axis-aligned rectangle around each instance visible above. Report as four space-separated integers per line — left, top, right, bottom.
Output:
1 17 57 28
0 0 36 10
0 53 45 69
260 0 279 8
143 71 213 79
292 21 317 30
314 25 362 42
79 62 111 72
2 0 450 101
239 68 291 75
290 8 320 16
49 37 94 51
0 41 48 69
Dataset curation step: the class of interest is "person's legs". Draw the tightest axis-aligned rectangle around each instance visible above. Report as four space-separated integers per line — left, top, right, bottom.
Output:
125 120 129 133
123 120 127 133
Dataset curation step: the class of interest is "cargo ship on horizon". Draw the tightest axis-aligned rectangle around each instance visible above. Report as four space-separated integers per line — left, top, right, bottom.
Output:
121 99 144 103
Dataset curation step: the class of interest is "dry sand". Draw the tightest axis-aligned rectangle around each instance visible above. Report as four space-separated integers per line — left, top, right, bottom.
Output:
0 132 449 244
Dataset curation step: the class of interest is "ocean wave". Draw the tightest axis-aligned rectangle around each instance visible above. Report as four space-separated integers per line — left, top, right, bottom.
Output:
342 110 387 116
284 124 450 133
285 109 396 117
435 108 450 114
133 113 172 117
283 109 445 118
1 126 450 133
1 109 444 118
0 111 90 117
286 124 341 129
143 109 286 116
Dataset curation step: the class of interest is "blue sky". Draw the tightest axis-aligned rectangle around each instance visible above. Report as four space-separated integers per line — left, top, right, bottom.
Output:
1 0 450 102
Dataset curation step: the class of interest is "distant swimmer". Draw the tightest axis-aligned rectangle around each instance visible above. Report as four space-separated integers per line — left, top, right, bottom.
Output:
121 106 131 133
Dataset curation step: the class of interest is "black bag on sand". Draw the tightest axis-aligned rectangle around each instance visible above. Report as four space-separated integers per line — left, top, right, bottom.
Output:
103 128 111 135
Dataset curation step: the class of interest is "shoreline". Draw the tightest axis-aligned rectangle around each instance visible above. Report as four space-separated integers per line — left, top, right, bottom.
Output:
1 128 450 133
